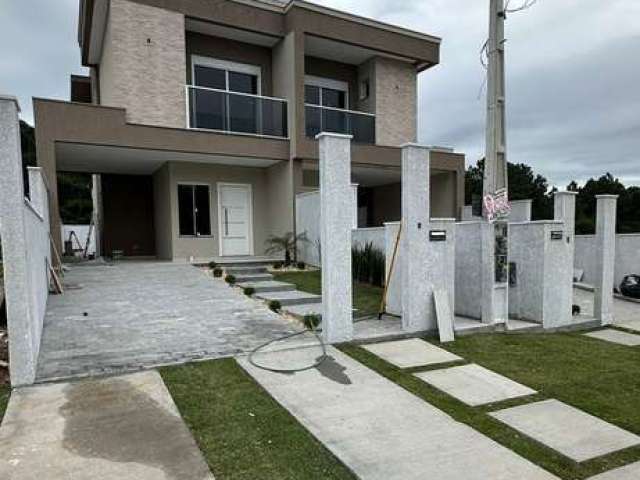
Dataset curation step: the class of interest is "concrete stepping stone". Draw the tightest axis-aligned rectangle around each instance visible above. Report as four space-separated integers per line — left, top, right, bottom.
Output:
490 399 640 462
282 302 323 319
236 280 295 293
616 321 640 334
414 364 536 406
587 461 640 479
233 272 274 283
584 329 640 346
362 338 462 368
239 346 558 480
254 290 322 306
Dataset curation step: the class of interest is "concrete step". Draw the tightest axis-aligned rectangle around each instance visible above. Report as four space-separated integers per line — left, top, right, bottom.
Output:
254 290 322 307
236 280 296 294
282 303 323 320
233 273 274 283
226 265 269 275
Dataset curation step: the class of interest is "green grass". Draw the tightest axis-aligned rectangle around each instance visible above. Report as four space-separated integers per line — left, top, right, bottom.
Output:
161 359 355 480
339 331 640 480
272 270 383 317
0 386 9 423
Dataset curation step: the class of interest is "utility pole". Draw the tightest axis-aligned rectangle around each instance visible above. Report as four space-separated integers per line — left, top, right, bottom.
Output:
481 0 510 325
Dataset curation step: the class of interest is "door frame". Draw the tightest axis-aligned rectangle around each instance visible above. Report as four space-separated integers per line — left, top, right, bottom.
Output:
217 182 254 257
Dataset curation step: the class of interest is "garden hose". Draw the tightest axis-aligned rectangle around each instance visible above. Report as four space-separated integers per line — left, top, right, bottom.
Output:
247 324 328 373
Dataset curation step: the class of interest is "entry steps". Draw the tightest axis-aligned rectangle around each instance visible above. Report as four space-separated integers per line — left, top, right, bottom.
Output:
226 263 323 320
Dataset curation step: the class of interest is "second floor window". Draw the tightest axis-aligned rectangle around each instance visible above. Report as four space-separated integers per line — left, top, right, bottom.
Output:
190 56 261 133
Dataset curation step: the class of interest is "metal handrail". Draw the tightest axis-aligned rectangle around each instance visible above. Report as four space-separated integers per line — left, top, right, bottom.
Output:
304 103 375 117
186 85 288 104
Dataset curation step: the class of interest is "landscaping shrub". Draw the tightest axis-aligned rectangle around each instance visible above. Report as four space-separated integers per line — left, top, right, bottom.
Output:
264 232 308 266
268 300 282 312
225 274 236 285
297 261 306 270
303 314 321 330
208 261 218 270
273 262 283 270
352 242 385 287
213 268 223 278
243 287 255 296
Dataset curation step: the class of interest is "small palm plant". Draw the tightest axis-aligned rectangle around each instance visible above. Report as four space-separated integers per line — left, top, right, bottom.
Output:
264 232 308 266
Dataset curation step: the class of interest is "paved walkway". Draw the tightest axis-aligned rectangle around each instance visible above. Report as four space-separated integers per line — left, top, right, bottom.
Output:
238 346 557 480
573 287 640 325
0 371 214 480
37 262 297 382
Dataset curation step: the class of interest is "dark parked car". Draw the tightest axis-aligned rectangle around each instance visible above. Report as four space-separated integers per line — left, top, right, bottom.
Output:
620 275 640 299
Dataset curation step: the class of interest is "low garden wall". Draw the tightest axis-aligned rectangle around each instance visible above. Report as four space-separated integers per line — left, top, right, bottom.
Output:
575 234 640 289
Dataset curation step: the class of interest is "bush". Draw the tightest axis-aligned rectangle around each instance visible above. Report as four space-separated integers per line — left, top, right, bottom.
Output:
268 300 282 312
297 261 306 270
213 268 223 278
352 242 386 287
273 262 283 270
208 261 218 270
243 287 255 296
303 314 321 330
225 274 236 285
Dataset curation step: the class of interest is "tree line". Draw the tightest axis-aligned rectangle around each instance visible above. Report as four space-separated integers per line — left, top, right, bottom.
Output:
465 159 640 234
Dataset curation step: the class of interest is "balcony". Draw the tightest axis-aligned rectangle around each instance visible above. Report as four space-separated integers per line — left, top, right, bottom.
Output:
305 104 375 144
186 85 288 139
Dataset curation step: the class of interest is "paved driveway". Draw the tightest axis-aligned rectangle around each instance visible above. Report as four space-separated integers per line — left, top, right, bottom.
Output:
37 262 297 382
573 287 640 326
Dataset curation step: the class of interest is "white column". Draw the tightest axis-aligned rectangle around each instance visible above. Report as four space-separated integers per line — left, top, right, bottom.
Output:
554 190 578 260
594 195 618 325
401 144 432 332
318 133 353 343
0 95 37 385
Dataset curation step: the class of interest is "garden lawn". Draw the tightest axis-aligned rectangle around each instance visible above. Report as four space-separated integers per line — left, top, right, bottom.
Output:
0 386 9 423
161 358 355 480
272 270 383 317
340 331 640 480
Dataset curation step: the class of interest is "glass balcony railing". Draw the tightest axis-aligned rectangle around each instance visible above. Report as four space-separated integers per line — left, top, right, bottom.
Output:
186 85 288 139
305 104 375 144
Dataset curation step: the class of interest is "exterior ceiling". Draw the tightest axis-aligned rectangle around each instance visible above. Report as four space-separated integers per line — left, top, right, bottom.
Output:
56 142 279 175
304 34 414 66
185 18 281 47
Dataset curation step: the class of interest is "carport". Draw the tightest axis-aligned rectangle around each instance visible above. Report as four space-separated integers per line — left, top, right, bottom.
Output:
36 261 297 382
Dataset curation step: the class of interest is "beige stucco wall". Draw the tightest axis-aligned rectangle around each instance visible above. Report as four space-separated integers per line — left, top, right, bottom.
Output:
266 161 295 239
153 163 173 260
99 0 186 128
166 162 285 260
373 57 417 147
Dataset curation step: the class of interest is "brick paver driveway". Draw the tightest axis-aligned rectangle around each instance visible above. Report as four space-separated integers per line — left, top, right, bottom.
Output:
36 262 297 382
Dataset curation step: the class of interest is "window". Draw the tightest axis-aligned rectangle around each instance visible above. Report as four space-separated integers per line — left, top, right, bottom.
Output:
192 56 261 95
304 76 349 109
178 184 211 236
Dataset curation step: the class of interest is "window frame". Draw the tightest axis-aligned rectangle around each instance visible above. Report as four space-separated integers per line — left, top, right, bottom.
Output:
177 182 212 238
191 55 262 96
304 75 349 109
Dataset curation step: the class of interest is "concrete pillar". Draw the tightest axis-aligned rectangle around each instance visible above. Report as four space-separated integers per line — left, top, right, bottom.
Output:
401 144 433 332
554 191 578 260
92 174 103 258
481 222 509 325
594 195 618 325
0 95 37 385
317 133 353 343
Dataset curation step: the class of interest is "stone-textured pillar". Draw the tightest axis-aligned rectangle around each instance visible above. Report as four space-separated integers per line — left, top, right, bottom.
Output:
554 191 578 266
401 144 432 332
0 95 37 385
318 133 353 343
594 195 618 325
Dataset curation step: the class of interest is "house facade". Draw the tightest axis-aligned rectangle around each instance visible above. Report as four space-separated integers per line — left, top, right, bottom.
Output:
36 0 465 261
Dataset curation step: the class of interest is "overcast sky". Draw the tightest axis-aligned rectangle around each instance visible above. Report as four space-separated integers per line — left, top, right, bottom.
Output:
1 0 638 187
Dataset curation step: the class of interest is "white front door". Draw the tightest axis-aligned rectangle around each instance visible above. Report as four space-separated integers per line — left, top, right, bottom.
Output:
218 183 253 256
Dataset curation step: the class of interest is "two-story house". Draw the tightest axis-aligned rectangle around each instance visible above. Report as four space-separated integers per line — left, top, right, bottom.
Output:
35 0 465 261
